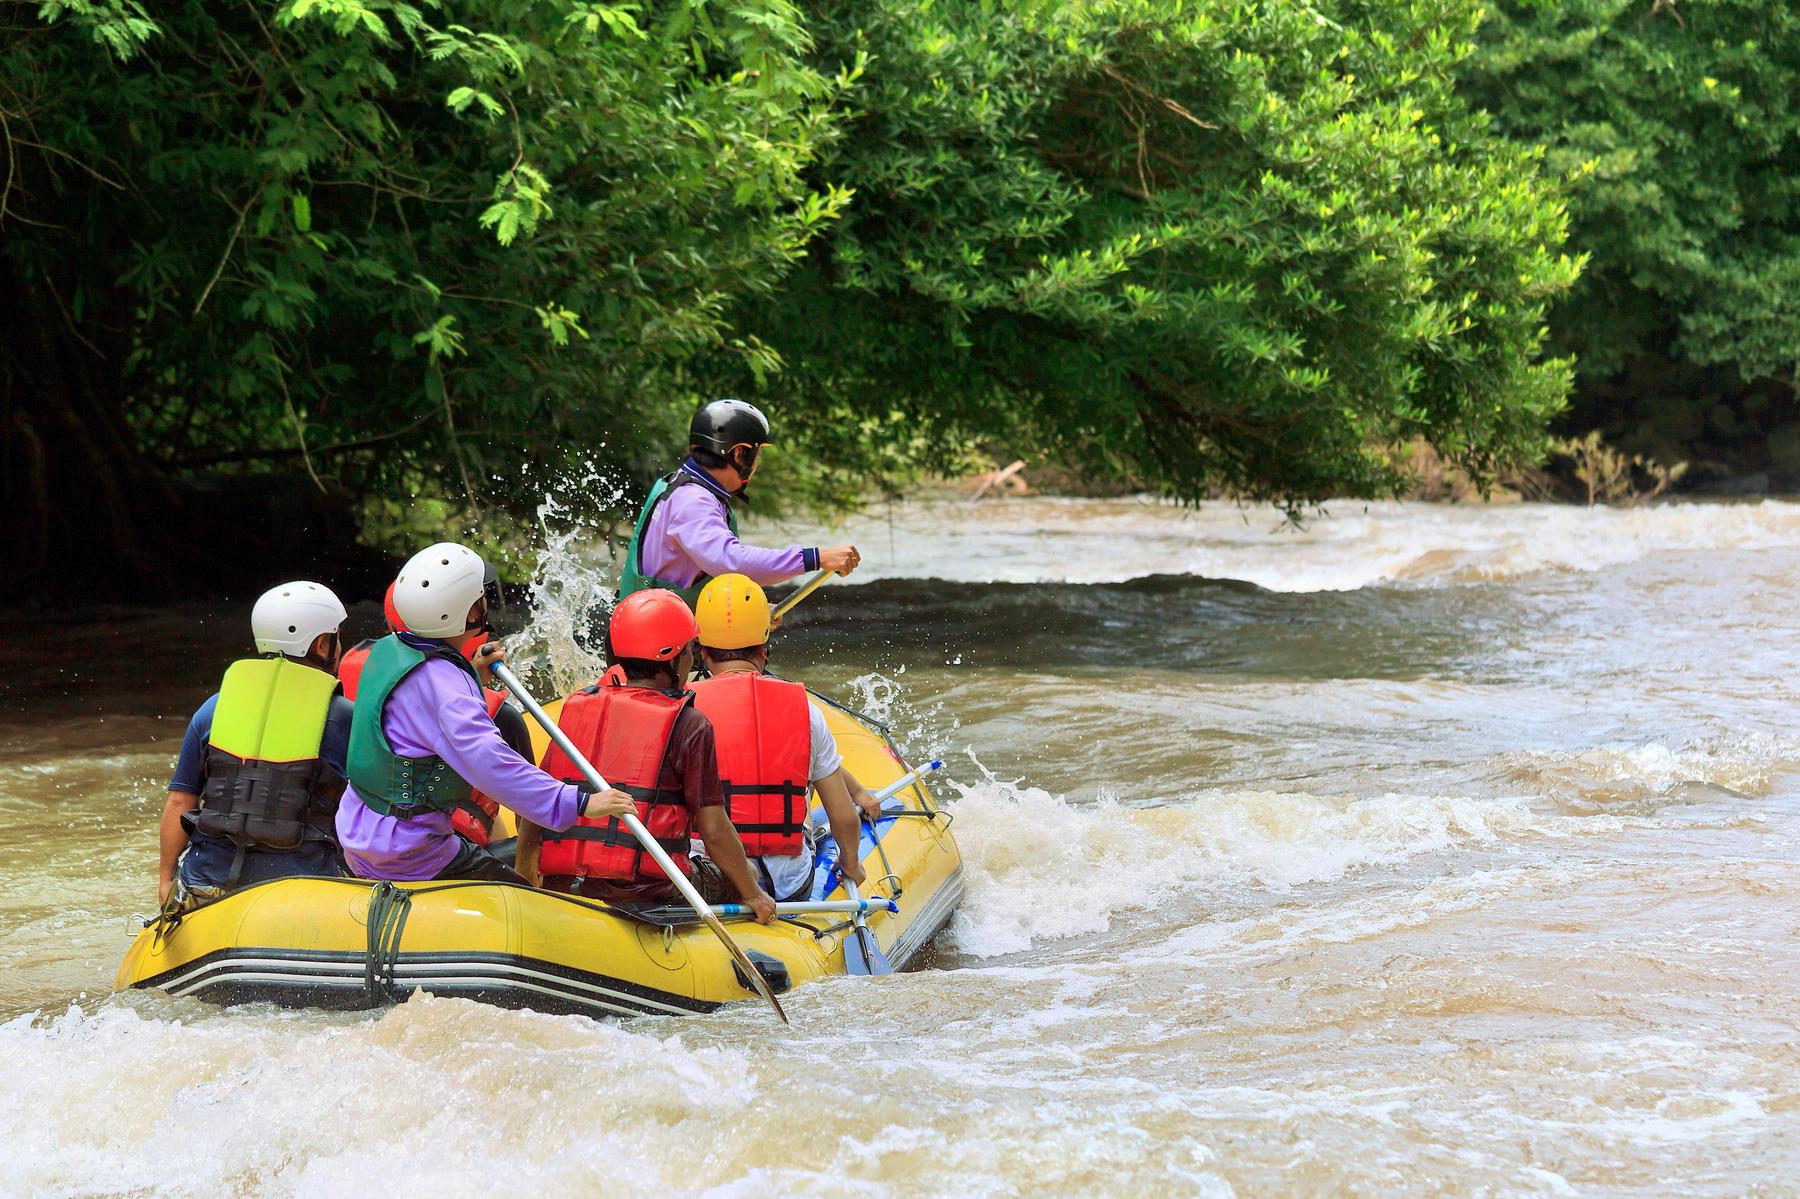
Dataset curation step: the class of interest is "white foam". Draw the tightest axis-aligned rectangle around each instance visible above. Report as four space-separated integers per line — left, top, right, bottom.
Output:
1500 734 1800 803
940 754 1592 958
750 497 1800 592
1 997 759 1198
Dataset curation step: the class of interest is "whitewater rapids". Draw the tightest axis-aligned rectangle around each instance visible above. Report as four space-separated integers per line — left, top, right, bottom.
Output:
3 496 1799 1196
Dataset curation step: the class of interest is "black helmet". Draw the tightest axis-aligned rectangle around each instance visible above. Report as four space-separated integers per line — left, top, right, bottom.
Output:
689 399 771 455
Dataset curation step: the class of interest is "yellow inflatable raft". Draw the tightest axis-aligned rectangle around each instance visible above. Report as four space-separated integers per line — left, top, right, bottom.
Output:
115 690 962 1018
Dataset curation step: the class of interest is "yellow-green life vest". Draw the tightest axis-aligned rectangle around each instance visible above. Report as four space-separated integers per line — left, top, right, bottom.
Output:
197 657 343 856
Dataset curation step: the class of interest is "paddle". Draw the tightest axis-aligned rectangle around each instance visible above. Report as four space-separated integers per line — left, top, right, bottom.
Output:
491 661 789 1024
826 761 943 976
717 898 897 918
842 877 892 976
771 568 835 621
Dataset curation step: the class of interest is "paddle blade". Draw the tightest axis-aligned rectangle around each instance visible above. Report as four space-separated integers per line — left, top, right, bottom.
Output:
845 925 893 976
704 908 789 1022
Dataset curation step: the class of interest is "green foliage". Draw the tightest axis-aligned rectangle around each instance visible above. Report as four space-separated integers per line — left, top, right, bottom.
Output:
5 0 1582 598
4 0 847 566
746 0 1578 508
1463 0 1800 476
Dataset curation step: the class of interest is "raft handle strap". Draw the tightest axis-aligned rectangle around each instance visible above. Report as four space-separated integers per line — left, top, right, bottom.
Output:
364 881 413 1005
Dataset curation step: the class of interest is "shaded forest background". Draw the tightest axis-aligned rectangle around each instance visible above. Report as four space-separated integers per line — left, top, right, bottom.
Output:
2 0 1794 601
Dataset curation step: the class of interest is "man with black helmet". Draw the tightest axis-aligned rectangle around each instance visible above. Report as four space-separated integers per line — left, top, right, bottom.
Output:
618 399 861 606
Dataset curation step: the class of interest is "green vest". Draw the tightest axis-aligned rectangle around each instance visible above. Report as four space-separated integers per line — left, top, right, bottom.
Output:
196 657 341 854
345 634 480 818
618 469 740 607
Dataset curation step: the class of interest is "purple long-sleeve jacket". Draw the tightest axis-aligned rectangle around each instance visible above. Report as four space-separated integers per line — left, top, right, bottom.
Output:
638 461 818 589
336 649 582 880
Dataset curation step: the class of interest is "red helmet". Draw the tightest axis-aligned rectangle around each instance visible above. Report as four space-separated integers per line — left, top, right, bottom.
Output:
610 589 698 661
383 581 407 632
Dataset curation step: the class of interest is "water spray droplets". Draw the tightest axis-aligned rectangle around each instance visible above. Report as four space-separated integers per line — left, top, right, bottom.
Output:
508 457 632 694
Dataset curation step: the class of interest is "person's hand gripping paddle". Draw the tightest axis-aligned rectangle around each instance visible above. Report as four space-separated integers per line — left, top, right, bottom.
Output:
491 661 788 1024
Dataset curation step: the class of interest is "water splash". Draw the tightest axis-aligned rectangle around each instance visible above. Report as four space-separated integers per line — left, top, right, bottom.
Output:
751 497 1800 592
1495 733 1800 810
839 670 962 765
507 459 629 694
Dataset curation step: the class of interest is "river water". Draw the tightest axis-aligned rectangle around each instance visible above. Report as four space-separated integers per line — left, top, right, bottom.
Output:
4 496 1799 1196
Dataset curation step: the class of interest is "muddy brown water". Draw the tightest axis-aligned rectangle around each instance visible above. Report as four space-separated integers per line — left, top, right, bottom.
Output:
3 497 1799 1196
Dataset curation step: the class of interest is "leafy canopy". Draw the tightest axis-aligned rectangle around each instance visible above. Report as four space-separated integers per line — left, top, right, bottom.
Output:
4 0 1579 598
749 0 1579 508
1461 0 1800 478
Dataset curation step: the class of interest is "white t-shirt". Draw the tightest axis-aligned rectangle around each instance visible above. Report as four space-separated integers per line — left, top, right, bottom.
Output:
698 701 843 901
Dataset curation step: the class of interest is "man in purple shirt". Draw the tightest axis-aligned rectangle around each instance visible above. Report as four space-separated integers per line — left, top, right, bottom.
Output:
617 399 862 606
338 542 636 883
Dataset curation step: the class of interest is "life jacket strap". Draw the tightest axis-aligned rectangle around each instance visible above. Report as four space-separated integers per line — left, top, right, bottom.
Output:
719 781 807 834
545 823 691 858
451 795 496 834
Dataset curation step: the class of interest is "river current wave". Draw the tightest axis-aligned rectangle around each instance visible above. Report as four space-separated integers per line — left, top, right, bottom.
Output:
3 497 1798 1196
755 496 1800 591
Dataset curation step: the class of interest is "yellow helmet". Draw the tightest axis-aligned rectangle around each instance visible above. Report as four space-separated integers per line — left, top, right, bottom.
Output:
695 573 772 650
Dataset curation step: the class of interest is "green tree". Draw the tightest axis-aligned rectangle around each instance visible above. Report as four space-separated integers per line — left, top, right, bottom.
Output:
2 0 845 598
1463 0 1800 481
744 0 1579 509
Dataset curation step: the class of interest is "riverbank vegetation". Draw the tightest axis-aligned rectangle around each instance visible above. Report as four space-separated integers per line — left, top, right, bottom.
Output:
1463 0 1800 492
1 1 1789 599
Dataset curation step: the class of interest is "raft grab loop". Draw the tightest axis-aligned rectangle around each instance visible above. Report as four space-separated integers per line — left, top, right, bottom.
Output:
364 881 413 1004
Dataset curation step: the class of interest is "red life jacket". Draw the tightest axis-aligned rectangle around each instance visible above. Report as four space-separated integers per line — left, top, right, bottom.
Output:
338 639 377 701
536 680 693 882
688 671 812 856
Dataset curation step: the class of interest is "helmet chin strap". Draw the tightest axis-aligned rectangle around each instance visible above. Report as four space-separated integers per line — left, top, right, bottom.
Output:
729 445 761 499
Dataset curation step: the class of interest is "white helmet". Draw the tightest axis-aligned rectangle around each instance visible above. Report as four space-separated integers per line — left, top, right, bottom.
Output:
393 542 489 639
251 581 348 658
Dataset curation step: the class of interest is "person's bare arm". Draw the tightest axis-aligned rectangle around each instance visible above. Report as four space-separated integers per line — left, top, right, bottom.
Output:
812 769 867 887
694 806 775 922
159 791 198 903
842 768 883 821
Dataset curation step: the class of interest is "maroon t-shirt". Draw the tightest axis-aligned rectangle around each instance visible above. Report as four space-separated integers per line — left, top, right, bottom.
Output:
544 700 723 903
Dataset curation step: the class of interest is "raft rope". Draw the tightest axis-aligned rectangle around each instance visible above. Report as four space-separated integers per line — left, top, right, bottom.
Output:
364 881 414 1004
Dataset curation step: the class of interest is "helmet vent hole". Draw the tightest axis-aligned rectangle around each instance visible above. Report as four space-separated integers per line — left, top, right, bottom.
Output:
288 625 297 633
420 580 429 588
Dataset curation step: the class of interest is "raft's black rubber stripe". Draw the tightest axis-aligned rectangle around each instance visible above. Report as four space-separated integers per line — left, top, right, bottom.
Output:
189 964 669 1015
162 960 705 1019
149 947 716 1014
153 953 706 1017
137 946 716 1015
175 967 689 1019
